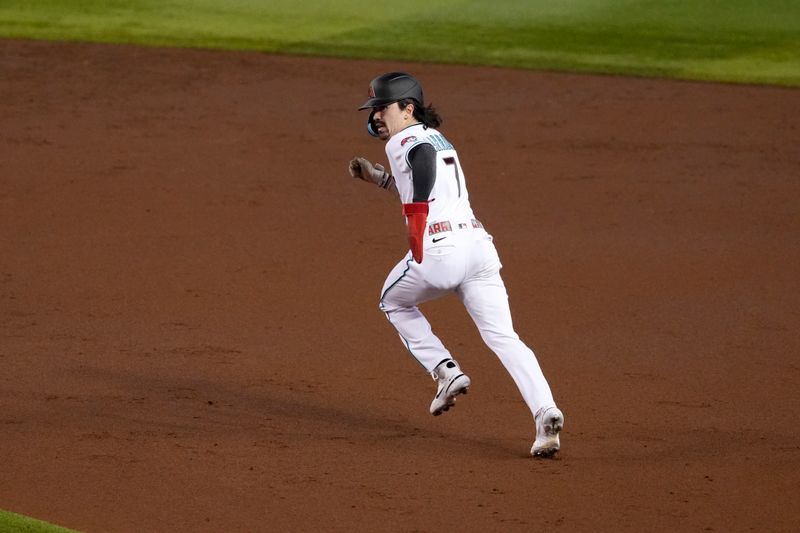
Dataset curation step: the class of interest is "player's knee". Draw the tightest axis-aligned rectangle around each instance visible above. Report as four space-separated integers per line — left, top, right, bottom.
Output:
378 299 392 313
379 299 402 317
379 299 416 318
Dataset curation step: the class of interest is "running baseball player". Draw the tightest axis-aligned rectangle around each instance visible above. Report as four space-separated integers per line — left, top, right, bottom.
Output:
348 72 564 457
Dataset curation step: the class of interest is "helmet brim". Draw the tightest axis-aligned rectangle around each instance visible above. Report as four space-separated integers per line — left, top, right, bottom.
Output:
358 97 396 110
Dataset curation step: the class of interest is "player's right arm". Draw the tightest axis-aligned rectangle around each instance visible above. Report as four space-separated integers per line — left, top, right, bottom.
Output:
348 157 398 195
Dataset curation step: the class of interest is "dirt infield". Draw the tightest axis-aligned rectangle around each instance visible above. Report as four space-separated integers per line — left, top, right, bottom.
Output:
1 39 799 532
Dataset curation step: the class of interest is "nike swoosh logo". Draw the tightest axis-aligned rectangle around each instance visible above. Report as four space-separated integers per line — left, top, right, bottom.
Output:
432 236 447 243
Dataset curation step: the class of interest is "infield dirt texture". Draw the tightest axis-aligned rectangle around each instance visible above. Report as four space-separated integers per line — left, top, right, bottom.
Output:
1 39 799 532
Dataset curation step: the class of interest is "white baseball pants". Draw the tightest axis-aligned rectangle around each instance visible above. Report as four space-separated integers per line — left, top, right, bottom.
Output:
379 228 556 421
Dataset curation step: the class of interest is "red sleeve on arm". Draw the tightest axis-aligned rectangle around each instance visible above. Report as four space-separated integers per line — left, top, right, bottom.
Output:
402 202 429 263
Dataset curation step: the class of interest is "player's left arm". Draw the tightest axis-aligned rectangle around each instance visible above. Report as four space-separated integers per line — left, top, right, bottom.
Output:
402 143 437 263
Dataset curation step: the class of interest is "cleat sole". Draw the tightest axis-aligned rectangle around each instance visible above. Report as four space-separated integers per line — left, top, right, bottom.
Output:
430 386 469 416
533 448 559 459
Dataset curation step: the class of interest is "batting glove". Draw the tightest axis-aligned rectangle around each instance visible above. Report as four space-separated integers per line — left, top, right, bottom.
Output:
349 157 395 190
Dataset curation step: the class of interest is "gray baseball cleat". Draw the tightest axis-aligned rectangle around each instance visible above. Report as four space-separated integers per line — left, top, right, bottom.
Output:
531 406 564 458
429 359 471 416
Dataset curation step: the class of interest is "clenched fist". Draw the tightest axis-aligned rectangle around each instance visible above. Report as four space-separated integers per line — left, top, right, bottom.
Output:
348 157 394 189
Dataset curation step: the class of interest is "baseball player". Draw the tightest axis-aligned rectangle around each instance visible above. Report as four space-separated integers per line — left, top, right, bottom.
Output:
348 72 564 457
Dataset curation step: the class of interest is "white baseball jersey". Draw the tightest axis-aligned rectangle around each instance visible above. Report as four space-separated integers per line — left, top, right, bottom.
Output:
384 123 476 234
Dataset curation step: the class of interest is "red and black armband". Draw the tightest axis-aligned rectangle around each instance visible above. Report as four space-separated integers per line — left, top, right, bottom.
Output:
402 202 429 263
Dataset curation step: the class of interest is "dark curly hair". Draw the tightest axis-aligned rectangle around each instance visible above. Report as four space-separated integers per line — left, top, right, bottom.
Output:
398 98 442 129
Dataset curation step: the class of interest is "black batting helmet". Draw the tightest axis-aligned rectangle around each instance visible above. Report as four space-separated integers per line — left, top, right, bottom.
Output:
359 72 424 110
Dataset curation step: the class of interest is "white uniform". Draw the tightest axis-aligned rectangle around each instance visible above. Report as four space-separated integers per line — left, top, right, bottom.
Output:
378 123 556 422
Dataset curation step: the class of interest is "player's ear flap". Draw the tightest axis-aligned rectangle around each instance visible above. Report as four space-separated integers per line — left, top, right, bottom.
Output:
367 109 380 137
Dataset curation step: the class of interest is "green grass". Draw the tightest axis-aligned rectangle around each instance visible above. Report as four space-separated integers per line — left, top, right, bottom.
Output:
0 0 798 86
0 509 81 533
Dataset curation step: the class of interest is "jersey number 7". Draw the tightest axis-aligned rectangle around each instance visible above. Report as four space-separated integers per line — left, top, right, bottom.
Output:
443 157 461 198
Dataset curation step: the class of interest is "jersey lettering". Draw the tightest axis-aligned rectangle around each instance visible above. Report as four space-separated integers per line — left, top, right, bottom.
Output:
428 133 454 151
